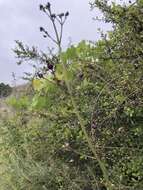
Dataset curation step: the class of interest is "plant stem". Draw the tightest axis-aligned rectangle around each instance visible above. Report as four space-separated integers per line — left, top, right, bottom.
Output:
58 46 113 190
48 7 113 189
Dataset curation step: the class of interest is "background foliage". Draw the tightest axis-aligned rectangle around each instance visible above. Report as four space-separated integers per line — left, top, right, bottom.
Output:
0 83 12 98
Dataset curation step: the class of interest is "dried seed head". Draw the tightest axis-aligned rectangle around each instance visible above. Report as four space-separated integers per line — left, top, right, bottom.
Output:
51 14 56 19
46 2 51 10
39 4 44 11
65 11 69 17
40 27 44 32
58 13 64 18
39 4 46 12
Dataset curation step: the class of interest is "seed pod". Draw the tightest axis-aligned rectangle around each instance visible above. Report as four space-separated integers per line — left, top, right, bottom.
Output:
43 35 47 38
58 13 64 18
51 14 56 19
39 4 46 12
65 11 69 17
40 27 44 32
39 4 44 11
48 64 54 70
46 2 51 10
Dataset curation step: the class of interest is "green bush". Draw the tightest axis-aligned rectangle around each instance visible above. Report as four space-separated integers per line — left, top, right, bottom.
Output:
0 1 143 190
0 83 12 98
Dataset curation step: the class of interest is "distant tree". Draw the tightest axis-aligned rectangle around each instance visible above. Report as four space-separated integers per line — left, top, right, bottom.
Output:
0 83 12 97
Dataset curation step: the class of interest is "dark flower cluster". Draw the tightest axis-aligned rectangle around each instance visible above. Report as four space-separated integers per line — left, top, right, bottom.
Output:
39 2 69 44
39 2 69 21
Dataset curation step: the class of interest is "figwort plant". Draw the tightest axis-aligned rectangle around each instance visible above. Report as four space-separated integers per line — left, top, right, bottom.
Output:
39 2 69 52
38 2 113 190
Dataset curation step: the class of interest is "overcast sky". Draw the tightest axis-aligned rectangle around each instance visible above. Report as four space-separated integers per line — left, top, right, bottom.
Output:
0 0 112 85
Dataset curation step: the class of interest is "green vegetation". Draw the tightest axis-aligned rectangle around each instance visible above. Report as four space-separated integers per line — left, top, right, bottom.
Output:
0 1 143 190
0 83 12 98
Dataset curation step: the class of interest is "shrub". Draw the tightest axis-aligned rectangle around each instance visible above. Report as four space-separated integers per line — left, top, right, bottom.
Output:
0 1 143 190
0 83 12 98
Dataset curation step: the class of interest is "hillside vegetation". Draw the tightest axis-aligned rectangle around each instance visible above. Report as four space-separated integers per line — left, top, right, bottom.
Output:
0 1 143 190
0 83 12 98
